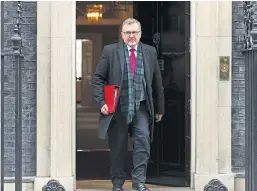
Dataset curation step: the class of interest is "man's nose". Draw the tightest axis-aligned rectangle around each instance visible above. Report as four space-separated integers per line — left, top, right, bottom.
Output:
129 33 134 37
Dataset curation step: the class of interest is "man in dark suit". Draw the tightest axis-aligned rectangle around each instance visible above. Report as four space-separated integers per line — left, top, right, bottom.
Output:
92 18 165 191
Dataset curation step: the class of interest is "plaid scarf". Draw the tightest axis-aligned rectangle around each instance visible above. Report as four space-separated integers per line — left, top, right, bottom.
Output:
119 43 145 124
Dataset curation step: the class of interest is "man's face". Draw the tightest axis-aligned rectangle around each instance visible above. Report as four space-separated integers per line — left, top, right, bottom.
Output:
121 22 141 47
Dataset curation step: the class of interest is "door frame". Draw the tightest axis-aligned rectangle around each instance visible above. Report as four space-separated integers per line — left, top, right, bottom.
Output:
35 1 198 190
36 1 235 190
37 2 196 188
36 1 196 189
189 1 196 188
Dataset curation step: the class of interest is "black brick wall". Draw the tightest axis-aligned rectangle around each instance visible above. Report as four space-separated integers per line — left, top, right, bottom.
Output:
2 1 36 177
232 1 245 173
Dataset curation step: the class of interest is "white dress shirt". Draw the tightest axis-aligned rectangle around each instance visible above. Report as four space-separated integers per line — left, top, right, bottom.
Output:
127 45 138 57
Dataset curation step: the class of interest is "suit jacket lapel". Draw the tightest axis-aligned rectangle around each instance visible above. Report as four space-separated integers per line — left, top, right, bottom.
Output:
141 43 151 84
118 41 125 85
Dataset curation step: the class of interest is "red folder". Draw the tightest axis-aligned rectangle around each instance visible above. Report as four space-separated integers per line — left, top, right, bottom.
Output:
104 85 120 113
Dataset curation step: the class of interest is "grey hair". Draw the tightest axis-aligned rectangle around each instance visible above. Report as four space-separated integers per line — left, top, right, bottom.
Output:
122 18 141 31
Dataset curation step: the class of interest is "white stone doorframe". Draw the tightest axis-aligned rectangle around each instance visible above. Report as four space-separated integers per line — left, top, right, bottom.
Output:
190 1 234 191
34 1 76 191
35 1 234 191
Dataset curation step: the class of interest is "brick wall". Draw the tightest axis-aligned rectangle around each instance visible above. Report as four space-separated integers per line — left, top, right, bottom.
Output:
232 1 245 173
2 1 36 177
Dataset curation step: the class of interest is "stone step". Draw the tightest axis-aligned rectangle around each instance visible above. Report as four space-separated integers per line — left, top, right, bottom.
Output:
77 125 98 130
76 111 100 130
76 112 99 117
76 117 99 123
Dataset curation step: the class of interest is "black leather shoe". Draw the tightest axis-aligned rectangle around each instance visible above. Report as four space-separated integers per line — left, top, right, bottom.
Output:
132 183 150 191
112 185 123 191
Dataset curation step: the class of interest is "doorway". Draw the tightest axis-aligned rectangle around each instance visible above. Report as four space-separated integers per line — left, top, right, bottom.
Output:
75 1 191 187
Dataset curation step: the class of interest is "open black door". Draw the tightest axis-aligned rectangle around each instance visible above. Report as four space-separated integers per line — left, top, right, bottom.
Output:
134 1 191 187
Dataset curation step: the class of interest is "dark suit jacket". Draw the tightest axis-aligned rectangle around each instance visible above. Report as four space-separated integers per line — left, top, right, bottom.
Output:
92 41 165 141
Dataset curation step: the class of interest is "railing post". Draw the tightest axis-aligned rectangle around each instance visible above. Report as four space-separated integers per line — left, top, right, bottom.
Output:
0 2 23 190
11 2 23 191
243 1 257 191
0 1 4 191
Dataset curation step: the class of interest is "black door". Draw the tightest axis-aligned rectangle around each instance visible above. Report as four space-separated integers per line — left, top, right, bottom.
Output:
134 1 191 187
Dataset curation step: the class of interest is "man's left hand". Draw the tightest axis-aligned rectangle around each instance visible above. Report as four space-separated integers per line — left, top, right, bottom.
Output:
155 114 163 122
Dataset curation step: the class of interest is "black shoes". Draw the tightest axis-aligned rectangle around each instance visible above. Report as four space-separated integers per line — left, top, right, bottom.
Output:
112 183 150 191
112 185 123 191
132 183 150 191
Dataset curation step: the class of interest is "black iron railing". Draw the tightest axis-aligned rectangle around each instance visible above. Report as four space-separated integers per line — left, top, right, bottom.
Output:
0 2 4 191
1 1 23 191
244 1 257 191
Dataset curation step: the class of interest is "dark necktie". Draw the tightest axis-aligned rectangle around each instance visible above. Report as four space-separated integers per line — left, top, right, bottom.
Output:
130 48 136 75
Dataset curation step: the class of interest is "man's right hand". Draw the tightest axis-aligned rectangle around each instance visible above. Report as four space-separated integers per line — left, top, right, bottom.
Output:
101 104 109 115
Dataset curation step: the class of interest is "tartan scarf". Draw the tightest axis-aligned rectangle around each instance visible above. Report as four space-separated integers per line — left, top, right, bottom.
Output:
119 43 145 124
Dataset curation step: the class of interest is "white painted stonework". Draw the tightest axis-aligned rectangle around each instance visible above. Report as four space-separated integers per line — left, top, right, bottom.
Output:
35 1 76 191
191 1 236 191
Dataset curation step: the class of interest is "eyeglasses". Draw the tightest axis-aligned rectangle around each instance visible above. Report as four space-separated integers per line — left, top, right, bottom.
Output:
122 31 141 36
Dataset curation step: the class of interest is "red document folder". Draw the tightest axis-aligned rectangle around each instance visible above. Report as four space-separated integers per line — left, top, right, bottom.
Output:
104 85 120 113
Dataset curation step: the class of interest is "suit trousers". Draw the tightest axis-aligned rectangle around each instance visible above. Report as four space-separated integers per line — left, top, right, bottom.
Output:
107 101 151 186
